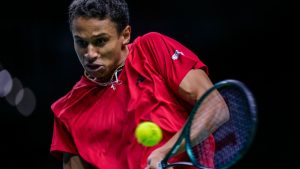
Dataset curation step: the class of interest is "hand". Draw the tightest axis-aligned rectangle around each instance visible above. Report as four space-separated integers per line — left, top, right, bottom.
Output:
145 148 174 169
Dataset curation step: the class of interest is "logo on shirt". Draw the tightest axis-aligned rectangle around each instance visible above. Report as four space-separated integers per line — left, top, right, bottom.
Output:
171 50 184 60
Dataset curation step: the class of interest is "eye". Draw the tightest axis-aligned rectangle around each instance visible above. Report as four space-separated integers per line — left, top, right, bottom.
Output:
75 39 88 48
93 38 108 47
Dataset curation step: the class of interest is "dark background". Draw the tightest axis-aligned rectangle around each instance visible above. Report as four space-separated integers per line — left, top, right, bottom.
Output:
0 0 295 168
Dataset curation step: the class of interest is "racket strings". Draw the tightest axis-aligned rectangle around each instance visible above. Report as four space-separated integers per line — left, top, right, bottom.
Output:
213 86 255 167
189 85 255 168
192 136 215 168
189 89 229 167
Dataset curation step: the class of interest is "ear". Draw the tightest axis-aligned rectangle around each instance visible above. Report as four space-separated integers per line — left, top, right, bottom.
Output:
122 25 131 45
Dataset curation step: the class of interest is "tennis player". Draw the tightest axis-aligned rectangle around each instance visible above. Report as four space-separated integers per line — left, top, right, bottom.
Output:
49 0 229 168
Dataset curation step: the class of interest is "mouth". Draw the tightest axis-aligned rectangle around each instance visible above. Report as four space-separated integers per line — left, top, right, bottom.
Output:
85 64 105 72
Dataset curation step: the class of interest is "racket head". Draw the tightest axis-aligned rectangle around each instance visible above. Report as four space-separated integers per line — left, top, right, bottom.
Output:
186 79 257 169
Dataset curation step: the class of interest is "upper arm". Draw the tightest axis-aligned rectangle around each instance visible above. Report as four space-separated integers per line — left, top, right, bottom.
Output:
178 69 214 104
138 32 208 93
63 153 91 169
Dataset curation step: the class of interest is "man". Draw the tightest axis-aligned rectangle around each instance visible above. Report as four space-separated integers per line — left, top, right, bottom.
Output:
50 0 228 168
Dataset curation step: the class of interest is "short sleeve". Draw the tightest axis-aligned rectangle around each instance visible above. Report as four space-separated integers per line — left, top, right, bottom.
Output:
50 116 77 160
139 32 208 92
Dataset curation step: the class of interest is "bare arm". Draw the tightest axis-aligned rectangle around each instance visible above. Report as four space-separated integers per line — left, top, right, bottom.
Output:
146 69 229 169
63 153 91 169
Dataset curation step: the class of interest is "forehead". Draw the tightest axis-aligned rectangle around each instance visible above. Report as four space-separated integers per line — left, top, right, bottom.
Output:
71 17 118 38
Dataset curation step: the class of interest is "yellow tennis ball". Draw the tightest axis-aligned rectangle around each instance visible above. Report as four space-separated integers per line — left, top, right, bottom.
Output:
135 121 163 147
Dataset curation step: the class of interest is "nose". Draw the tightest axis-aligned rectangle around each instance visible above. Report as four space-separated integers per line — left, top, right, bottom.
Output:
84 45 98 63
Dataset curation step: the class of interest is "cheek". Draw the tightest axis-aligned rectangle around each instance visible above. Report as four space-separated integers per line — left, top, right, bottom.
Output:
107 50 121 65
102 45 120 60
74 47 84 63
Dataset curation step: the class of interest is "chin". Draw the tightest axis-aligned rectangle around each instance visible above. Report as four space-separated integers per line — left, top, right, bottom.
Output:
94 72 109 80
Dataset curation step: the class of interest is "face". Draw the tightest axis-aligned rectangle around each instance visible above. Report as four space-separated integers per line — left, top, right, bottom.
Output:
71 17 131 81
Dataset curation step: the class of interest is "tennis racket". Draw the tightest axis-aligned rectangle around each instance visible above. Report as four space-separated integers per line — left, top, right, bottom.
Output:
158 79 257 169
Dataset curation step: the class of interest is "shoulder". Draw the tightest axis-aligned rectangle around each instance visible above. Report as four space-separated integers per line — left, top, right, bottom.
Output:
141 32 173 44
140 32 165 40
131 32 170 46
51 76 96 118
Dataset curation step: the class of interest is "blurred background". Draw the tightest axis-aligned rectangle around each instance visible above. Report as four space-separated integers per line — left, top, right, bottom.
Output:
0 0 294 168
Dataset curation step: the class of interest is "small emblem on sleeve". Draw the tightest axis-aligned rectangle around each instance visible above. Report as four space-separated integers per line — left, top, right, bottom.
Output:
171 50 184 60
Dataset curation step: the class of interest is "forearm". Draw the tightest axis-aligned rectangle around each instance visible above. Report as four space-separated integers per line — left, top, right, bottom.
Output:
174 68 229 151
189 96 229 146
158 99 229 157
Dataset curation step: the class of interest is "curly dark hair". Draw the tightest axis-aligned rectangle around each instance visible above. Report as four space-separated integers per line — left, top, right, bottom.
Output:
69 0 129 34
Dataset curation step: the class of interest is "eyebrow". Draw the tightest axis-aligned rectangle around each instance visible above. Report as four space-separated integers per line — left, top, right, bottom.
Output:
74 33 108 40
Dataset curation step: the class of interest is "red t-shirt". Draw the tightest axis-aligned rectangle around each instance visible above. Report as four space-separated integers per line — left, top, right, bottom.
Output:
50 32 214 169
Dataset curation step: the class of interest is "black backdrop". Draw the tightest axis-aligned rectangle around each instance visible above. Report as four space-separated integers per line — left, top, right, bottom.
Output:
0 0 295 168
